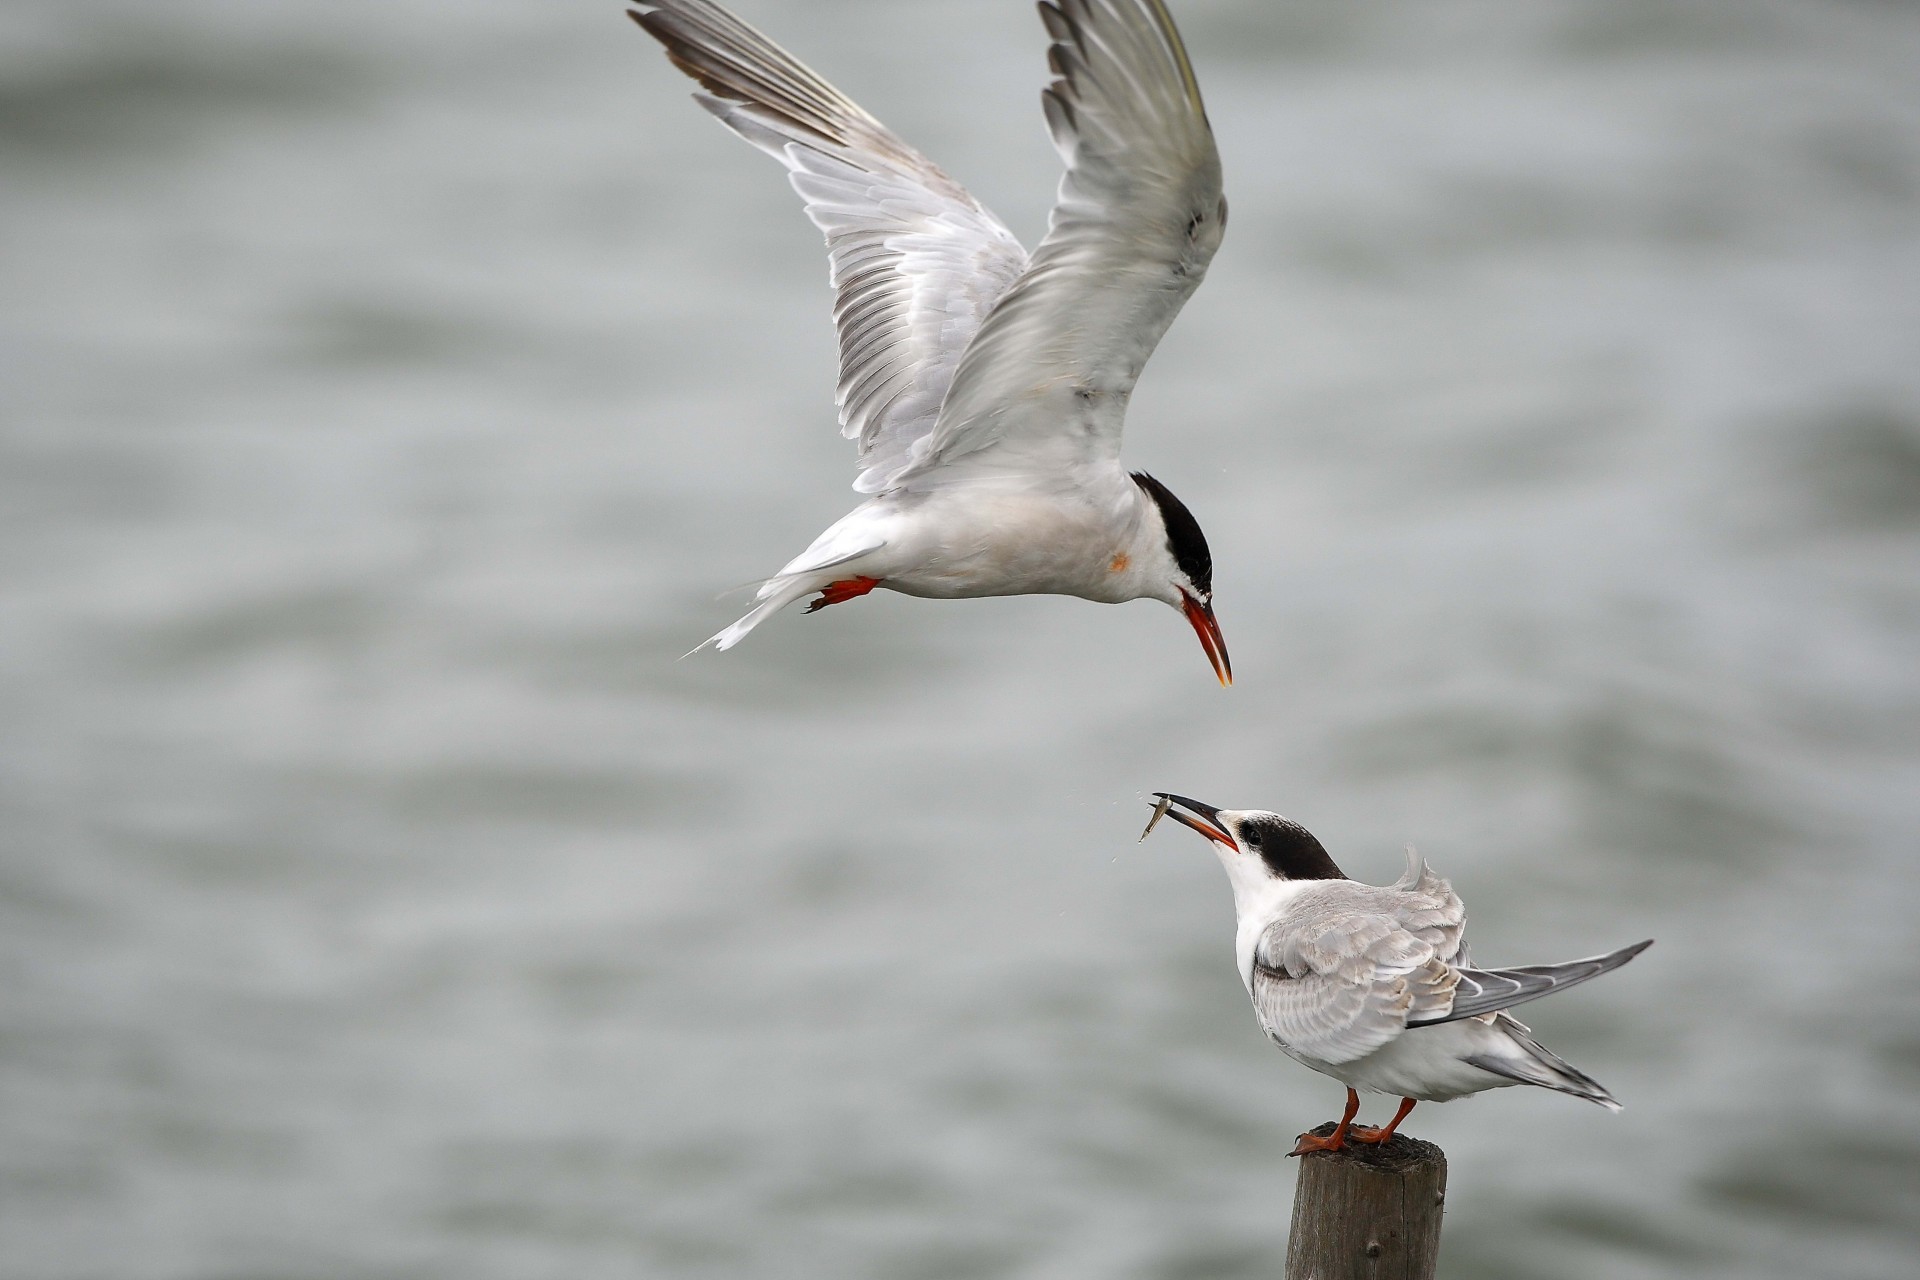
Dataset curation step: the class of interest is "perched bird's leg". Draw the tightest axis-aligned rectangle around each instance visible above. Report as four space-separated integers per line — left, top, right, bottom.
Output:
1350 1097 1418 1145
1290 1088 1362 1156
805 577 883 613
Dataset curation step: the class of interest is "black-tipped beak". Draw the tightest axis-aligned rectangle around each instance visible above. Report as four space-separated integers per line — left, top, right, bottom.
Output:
1181 594 1232 687
1146 792 1237 850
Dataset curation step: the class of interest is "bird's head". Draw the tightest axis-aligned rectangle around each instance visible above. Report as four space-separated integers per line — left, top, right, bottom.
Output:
1129 472 1230 686
1142 794 1347 892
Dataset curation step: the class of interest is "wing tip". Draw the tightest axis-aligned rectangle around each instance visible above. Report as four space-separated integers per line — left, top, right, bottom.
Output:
1037 0 1210 117
1601 938 1656 972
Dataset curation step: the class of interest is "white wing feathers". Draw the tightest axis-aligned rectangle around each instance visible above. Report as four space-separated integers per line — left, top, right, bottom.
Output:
901 0 1225 484
1249 858 1468 1065
636 0 1225 494
631 1 1029 492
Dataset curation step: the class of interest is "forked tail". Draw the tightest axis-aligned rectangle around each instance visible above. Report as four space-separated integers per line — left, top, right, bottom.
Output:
1468 1014 1624 1111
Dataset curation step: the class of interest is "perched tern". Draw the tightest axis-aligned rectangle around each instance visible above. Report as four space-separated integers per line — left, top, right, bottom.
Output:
630 0 1232 683
1144 794 1652 1153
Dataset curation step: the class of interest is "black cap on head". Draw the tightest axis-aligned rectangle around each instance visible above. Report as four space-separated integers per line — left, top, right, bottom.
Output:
1236 814 1346 881
1130 472 1212 596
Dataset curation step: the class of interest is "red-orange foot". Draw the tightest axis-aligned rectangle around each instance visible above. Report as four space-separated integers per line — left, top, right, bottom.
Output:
1349 1098 1417 1145
1290 1129 1349 1156
1291 1087 1364 1157
806 576 882 613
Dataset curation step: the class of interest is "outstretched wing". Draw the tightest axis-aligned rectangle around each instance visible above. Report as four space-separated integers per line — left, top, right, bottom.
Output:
1406 939 1654 1028
893 0 1225 488
630 1 1030 493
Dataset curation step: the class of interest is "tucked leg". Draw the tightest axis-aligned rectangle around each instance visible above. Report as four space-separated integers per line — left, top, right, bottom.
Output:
806 576 882 613
1350 1097 1418 1145
1290 1088 1362 1156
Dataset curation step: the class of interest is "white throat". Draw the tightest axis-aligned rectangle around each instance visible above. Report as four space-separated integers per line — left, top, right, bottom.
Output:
1107 491 1186 607
1213 849 1316 989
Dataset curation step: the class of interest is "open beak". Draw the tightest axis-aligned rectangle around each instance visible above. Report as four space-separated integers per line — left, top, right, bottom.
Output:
1145 792 1237 850
1181 594 1232 687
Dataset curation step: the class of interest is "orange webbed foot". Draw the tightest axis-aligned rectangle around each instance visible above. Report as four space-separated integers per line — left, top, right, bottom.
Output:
1349 1098 1417 1146
1292 1088 1363 1157
806 576 882 613
1290 1129 1348 1157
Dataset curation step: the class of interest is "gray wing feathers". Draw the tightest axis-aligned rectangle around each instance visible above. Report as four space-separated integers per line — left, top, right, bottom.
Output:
1407 939 1654 1028
1252 966 1398 1064
1246 875 1650 1068
1252 953 1457 1065
900 0 1225 483
631 2 1028 492
1250 878 1468 1065
1388 848 1467 960
1244 852 1651 1074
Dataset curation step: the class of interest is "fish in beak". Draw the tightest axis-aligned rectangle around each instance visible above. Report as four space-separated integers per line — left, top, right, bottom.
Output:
1142 792 1237 849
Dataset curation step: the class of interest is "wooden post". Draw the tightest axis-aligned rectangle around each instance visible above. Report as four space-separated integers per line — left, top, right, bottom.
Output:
1285 1123 1447 1280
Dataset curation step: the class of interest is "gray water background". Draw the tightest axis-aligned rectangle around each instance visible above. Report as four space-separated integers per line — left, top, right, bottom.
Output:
5 1 1920 1276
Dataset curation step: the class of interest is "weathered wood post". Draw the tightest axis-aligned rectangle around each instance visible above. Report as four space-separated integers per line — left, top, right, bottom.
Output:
1285 1123 1447 1280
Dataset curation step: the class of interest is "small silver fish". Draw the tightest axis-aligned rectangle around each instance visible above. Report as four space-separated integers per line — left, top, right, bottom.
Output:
1139 793 1173 842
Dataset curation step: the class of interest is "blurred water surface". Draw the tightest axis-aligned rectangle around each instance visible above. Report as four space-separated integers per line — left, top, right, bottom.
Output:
4 1 1920 1277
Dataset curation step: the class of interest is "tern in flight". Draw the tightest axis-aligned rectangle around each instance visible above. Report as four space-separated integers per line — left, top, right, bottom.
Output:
631 0 1232 683
1143 794 1652 1153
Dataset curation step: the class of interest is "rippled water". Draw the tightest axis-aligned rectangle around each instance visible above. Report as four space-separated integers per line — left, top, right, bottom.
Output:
5 1 1920 1276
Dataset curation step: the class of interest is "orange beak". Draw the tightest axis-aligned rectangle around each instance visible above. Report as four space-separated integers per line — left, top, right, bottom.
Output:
1149 793 1237 849
1182 593 1232 686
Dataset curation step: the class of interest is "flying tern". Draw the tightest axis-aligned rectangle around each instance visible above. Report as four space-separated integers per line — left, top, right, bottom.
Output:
1143 794 1651 1153
630 0 1232 683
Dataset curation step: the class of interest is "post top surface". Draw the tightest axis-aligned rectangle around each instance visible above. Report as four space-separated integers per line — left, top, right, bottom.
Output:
1296 1123 1447 1175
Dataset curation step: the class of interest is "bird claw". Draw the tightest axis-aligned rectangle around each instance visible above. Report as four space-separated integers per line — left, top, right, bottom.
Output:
1289 1130 1347 1157
1346 1125 1390 1145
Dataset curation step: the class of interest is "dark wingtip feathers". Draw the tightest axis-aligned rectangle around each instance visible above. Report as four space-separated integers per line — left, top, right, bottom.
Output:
1037 2 1072 43
626 1 858 151
1411 938 1655 1029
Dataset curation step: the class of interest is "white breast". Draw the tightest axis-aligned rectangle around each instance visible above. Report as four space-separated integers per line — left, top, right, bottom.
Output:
877 476 1149 602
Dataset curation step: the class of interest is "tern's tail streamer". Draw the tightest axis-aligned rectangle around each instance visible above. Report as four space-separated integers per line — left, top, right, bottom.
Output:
684 530 888 657
1467 1015 1624 1111
685 577 816 656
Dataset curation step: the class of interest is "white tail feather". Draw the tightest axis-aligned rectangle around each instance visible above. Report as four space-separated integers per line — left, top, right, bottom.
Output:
687 574 824 656
684 517 888 657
